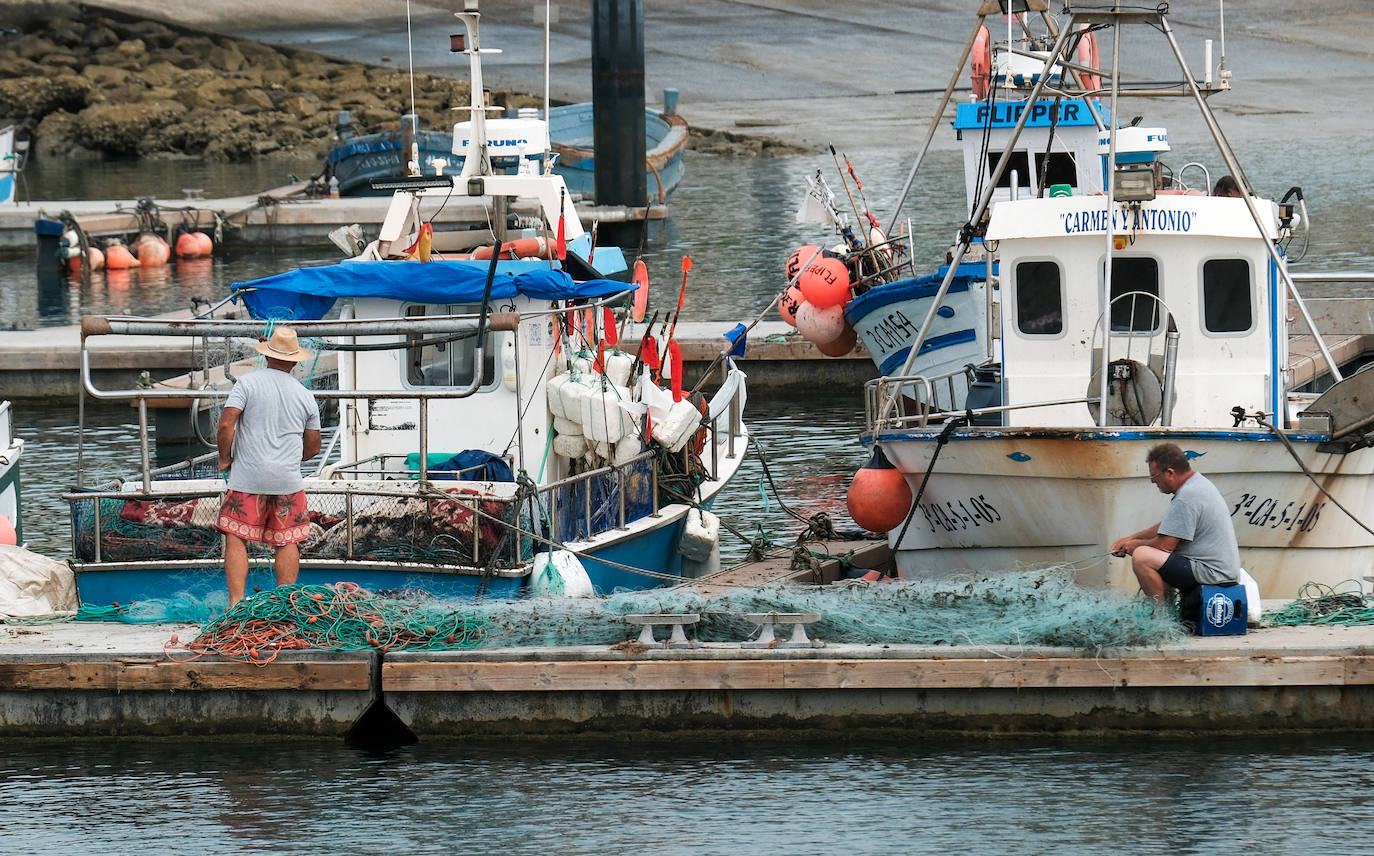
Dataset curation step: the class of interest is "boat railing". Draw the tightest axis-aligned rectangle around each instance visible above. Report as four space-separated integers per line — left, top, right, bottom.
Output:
64 475 532 571
864 368 1095 432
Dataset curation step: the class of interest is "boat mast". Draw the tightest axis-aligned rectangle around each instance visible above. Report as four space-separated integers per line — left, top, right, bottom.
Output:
456 1 495 179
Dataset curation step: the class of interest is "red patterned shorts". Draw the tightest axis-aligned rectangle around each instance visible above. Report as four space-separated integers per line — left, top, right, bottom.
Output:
215 490 312 546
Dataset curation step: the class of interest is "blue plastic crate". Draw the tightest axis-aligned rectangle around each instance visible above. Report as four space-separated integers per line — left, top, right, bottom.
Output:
1197 584 1247 636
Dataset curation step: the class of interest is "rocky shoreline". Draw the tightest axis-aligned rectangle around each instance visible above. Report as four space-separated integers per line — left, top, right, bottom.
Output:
0 2 801 171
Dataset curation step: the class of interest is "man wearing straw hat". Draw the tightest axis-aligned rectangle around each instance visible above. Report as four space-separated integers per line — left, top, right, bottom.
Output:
215 326 322 606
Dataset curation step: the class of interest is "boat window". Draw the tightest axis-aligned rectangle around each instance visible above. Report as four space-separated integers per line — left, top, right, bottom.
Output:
1015 261 1063 335
404 305 496 387
986 150 1032 189
1202 259 1253 333
1108 257 1161 333
1034 152 1077 189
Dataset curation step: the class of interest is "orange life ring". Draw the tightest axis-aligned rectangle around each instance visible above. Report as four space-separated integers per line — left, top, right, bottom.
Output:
472 236 553 260
1075 26 1100 91
971 26 991 100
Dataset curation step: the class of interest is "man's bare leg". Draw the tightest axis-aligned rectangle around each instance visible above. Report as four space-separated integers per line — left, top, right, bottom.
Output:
224 534 250 606
1129 545 1171 602
273 541 300 587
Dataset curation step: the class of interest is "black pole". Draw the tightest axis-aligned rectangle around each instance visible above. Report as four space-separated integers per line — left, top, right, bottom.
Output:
591 0 647 224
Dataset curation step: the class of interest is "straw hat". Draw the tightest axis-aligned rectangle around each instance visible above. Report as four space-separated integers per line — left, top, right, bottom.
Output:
254 327 313 362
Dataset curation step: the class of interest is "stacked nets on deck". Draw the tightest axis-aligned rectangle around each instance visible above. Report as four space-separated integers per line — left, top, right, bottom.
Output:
1262 581 1374 626
156 571 1181 664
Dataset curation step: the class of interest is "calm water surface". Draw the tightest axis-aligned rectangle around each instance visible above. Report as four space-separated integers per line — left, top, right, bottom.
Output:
3 136 1373 850
4 737 1374 855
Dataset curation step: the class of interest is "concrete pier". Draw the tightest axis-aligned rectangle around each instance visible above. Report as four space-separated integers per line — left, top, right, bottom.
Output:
4 619 1373 739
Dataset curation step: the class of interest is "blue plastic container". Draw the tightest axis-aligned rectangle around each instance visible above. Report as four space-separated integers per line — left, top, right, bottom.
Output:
1197 584 1247 636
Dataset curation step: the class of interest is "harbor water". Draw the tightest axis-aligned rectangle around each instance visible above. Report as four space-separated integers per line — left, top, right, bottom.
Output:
5 735 1374 854
3 140 1374 852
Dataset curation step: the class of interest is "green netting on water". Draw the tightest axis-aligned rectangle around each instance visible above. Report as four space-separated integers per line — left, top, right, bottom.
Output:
101 572 1185 663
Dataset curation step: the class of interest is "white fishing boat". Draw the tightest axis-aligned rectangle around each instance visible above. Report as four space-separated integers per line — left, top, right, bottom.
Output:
785 5 1109 406
65 3 747 607
851 1 1373 600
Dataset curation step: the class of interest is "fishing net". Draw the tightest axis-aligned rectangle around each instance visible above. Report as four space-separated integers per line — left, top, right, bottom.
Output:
1262 580 1374 627
133 571 1182 664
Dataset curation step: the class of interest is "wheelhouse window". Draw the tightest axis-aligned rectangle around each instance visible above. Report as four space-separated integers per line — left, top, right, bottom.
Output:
1108 257 1161 333
1034 152 1077 190
405 304 495 387
1202 259 1253 333
1016 261 1063 335
986 150 1031 190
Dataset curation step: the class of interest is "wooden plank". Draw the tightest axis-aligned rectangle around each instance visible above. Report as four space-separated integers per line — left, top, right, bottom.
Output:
382 655 1374 693
0 659 370 691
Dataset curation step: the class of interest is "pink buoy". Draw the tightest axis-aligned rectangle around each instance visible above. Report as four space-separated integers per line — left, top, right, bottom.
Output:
798 257 852 309
0 514 16 546
795 301 847 344
136 233 170 266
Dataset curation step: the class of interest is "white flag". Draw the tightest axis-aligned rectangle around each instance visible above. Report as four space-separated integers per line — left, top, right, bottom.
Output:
796 172 843 226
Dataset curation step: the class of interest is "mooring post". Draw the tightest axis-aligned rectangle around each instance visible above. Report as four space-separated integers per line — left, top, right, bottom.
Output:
590 0 647 242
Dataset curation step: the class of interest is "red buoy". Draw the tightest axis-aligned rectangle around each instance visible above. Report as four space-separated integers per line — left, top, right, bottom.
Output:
778 281 805 326
784 244 820 282
846 446 912 533
798 256 852 309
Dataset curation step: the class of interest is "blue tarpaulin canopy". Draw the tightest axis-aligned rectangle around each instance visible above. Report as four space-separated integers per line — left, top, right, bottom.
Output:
230 260 629 321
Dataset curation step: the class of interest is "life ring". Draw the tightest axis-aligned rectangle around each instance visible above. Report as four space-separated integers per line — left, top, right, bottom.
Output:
971 26 991 100
471 236 553 260
1075 26 1100 91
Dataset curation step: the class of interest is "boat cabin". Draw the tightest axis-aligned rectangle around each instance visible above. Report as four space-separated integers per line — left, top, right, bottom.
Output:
954 98 1106 207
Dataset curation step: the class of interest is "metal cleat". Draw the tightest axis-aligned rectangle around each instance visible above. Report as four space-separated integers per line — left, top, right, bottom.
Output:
623 613 699 649
742 611 823 649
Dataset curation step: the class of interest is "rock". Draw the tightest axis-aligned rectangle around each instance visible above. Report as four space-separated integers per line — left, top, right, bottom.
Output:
208 42 246 73
34 110 102 160
0 74 92 124
137 60 184 89
77 99 188 155
234 88 275 113
81 64 133 89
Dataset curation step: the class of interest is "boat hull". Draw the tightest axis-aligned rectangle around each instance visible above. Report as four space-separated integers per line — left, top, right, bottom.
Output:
845 265 990 408
874 427 1374 599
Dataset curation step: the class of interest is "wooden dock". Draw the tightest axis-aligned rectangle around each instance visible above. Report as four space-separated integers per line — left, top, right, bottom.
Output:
0 188 666 252
4 610 1373 740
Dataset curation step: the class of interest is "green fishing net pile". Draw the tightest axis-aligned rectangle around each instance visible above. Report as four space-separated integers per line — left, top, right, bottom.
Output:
77 570 1184 651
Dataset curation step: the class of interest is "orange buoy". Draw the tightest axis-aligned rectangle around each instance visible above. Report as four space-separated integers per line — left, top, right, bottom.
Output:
632 259 650 322
472 236 551 260
0 513 16 546
815 323 858 357
795 300 846 345
136 234 170 266
194 231 214 256
971 26 992 99
784 244 821 282
104 241 138 269
68 245 105 273
175 231 207 258
1075 26 1100 91
778 281 805 326
798 256 851 309
846 446 913 534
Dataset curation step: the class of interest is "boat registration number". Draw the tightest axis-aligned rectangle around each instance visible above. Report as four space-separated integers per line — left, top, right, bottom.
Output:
1229 493 1324 532
917 494 1002 532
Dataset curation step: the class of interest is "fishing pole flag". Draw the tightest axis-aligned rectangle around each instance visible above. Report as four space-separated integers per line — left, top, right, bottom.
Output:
796 171 845 228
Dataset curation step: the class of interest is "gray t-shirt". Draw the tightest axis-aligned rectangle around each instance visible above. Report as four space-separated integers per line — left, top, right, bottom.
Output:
1158 471 1241 585
224 367 321 495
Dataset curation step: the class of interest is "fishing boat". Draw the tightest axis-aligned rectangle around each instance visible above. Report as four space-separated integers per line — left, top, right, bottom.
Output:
782 12 1106 405
324 102 688 204
0 400 23 547
850 1 1374 600
65 3 747 607
546 100 689 204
